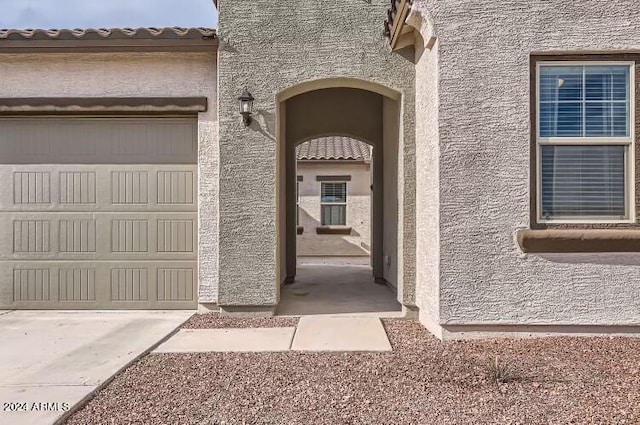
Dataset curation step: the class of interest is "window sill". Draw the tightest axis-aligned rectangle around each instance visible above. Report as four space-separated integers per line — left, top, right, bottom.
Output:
537 218 635 225
517 229 640 253
316 226 352 235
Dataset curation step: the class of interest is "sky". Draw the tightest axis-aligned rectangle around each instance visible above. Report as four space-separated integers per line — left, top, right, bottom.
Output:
0 0 217 29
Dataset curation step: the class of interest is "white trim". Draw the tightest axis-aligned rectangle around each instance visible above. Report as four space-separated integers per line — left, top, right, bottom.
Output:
535 61 636 224
539 218 636 225
536 60 635 140
536 60 635 67
538 137 631 145
630 65 637 224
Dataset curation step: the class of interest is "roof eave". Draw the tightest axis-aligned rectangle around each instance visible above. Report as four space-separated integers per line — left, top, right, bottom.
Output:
386 0 416 51
0 38 218 54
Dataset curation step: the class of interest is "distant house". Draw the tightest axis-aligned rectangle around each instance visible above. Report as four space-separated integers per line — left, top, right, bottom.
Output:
296 137 372 257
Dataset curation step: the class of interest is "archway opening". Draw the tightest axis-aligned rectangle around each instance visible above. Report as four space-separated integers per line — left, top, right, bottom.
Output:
295 136 372 259
276 83 403 315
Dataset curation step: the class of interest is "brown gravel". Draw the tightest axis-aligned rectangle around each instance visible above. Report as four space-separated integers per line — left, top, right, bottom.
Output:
182 313 299 329
65 320 640 425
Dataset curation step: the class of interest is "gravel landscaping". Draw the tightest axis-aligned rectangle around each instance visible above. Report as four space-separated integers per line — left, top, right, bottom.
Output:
182 314 299 329
65 319 640 424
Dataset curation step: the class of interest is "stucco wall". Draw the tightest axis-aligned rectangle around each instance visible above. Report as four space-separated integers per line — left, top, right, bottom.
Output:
297 162 371 257
217 0 416 308
415 0 640 326
0 52 220 304
415 39 440 328
382 98 400 289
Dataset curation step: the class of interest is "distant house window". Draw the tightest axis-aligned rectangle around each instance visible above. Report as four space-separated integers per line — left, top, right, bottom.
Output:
537 63 634 222
321 182 347 225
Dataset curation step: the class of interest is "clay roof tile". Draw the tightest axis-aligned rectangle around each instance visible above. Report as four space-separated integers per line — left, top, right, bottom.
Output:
296 137 372 161
0 26 216 41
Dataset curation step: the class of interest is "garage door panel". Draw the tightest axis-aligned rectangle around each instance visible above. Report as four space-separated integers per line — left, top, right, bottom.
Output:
0 166 98 212
0 215 53 259
0 213 101 261
0 168 54 211
0 261 197 309
0 213 196 261
0 165 197 213
0 117 198 310
0 118 197 164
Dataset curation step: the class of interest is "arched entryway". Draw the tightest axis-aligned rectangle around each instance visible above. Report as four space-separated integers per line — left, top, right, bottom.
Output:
295 136 373 259
276 78 403 313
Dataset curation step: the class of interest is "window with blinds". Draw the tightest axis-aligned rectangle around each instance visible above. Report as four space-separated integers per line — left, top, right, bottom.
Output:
537 63 634 222
321 182 347 226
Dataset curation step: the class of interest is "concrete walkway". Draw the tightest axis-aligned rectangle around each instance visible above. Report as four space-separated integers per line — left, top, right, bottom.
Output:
155 259 399 354
291 316 392 351
277 259 403 316
156 327 297 353
155 316 392 353
0 310 193 425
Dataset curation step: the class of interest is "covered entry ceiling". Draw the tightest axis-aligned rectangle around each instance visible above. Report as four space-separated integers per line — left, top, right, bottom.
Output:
0 117 198 309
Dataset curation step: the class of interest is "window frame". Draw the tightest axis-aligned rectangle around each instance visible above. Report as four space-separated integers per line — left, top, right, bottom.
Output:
320 181 348 226
535 60 636 224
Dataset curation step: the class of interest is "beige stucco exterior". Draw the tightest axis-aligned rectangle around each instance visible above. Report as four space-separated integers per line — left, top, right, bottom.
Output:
410 0 640 338
217 0 416 314
2 0 640 337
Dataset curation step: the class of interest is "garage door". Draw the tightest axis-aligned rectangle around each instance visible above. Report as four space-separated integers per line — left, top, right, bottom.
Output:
0 117 198 310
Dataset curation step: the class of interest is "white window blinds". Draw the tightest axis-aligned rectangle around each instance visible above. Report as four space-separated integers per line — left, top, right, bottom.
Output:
541 145 626 218
538 63 633 221
539 66 630 138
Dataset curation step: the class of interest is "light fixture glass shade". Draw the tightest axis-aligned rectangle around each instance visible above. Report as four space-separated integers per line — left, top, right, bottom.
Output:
238 88 254 114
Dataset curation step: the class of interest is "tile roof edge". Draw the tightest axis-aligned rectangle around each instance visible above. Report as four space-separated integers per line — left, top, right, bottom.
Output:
296 137 372 161
0 27 217 41
0 27 218 54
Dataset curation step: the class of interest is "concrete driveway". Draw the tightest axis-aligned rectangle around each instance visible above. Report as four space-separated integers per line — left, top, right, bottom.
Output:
0 310 193 425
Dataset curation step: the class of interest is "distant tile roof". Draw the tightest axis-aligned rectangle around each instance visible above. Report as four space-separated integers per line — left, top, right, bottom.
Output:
296 137 372 161
0 27 216 41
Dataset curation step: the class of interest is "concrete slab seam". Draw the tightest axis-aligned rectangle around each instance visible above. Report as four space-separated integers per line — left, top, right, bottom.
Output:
52 313 195 425
288 323 299 350
379 319 394 351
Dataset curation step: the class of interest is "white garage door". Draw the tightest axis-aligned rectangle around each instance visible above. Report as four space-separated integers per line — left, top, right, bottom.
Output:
0 117 198 309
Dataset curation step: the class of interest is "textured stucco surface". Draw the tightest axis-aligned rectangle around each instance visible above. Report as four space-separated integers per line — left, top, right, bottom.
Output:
0 52 219 303
415 0 640 326
382 98 400 289
414 40 440 327
297 162 371 257
217 0 416 307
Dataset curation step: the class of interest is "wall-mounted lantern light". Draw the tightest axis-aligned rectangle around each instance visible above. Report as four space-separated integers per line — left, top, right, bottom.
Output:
238 88 255 126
